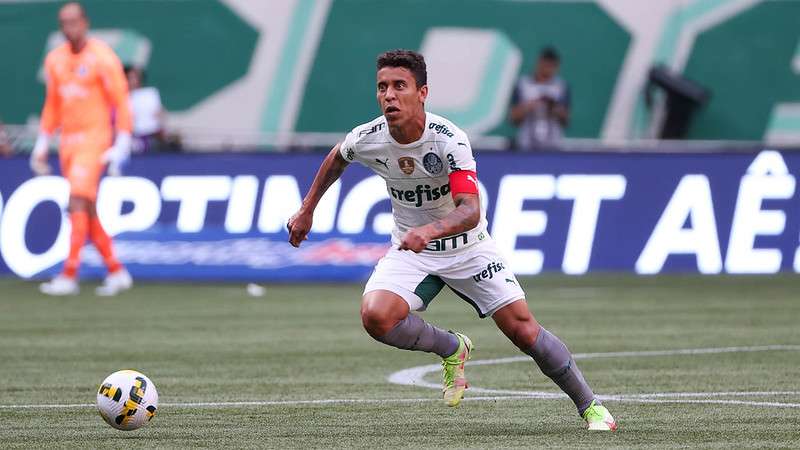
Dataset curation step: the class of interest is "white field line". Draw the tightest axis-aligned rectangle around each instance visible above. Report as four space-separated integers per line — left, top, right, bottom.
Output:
624 398 800 409
386 344 800 409
2 394 799 411
387 344 800 390
0 396 523 410
613 391 800 399
2 345 800 411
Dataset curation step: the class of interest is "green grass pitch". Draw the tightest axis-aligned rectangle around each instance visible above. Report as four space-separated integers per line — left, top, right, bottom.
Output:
1 275 799 448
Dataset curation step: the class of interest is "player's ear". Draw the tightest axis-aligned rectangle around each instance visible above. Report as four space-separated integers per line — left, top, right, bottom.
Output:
418 84 428 103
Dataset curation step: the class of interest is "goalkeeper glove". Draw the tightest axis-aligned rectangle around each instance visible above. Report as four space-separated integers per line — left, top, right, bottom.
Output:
101 131 131 176
29 133 52 176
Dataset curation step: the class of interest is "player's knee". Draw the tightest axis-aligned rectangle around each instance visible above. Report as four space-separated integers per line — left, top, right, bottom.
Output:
68 196 92 213
360 294 407 339
360 300 394 338
502 314 540 351
361 309 396 339
495 301 542 350
514 320 541 351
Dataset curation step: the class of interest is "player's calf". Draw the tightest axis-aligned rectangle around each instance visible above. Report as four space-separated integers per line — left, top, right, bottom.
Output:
493 301 614 426
526 328 617 430
373 313 459 358
361 290 459 358
525 327 596 413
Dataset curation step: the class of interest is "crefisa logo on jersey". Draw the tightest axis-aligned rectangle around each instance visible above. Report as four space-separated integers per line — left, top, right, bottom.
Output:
447 154 460 171
398 157 415 175
472 261 507 282
423 152 443 174
428 122 454 138
389 183 450 207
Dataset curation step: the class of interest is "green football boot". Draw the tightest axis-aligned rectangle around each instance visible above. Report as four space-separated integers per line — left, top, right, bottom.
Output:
441 332 473 407
582 400 617 431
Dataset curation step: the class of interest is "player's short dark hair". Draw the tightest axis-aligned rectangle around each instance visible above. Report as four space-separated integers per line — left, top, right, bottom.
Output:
539 46 560 62
376 49 427 88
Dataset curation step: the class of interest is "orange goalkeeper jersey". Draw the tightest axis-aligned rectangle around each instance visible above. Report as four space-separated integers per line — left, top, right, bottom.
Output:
40 37 132 150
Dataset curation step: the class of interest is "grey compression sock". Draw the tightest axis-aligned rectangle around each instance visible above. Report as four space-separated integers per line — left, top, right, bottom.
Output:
525 328 597 414
376 314 459 358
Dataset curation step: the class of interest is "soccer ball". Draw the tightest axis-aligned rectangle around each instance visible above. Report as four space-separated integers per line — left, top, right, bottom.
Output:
96 370 158 431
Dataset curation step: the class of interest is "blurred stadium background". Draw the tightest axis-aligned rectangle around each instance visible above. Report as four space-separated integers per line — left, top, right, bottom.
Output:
1 0 800 281
1 0 800 447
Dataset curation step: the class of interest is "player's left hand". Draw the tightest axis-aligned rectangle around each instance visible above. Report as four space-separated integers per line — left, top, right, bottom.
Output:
101 132 132 176
399 226 433 253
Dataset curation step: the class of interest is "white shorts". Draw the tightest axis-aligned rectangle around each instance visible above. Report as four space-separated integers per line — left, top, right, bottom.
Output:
364 239 525 318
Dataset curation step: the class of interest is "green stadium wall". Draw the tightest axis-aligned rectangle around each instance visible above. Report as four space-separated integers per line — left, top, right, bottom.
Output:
0 0 797 144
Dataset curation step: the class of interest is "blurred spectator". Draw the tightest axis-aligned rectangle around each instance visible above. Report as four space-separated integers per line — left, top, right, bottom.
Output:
125 66 165 153
0 120 12 157
509 46 570 150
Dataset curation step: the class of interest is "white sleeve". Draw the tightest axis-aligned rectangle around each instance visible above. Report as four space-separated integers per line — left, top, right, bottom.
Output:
153 88 162 109
444 135 476 173
338 130 358 163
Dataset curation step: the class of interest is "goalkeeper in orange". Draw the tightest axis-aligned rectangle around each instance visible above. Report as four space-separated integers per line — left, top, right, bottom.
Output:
30 2 133 296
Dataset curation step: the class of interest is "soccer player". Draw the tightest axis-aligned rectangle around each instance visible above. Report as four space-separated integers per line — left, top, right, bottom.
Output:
29 2 133 296
288 50 616 430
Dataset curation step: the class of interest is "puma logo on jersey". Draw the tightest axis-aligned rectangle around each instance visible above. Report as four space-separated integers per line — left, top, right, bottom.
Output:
375 158 389 169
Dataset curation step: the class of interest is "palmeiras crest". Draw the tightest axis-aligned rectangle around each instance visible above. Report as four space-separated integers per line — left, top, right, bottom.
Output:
423 152 443 174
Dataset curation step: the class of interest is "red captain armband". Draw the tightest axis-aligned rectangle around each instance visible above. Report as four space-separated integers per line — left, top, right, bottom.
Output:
449 170 479 196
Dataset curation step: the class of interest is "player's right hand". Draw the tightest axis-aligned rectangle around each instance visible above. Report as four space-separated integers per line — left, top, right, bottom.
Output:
287 210 313 247
30 133 52 176
399 226 433 253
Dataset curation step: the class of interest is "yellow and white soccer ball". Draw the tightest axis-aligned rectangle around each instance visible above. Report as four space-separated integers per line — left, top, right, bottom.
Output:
96 370 158 431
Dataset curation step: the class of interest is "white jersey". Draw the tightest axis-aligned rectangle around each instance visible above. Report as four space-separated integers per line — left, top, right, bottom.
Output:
340 112 488 255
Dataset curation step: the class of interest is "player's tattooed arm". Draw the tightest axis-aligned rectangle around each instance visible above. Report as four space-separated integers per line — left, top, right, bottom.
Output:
287 143 350 247
431 193 481 236
399 193 480 253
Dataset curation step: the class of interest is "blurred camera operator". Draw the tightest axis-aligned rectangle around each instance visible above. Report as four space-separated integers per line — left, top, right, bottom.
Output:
509 46 570 150
125 66 165 153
